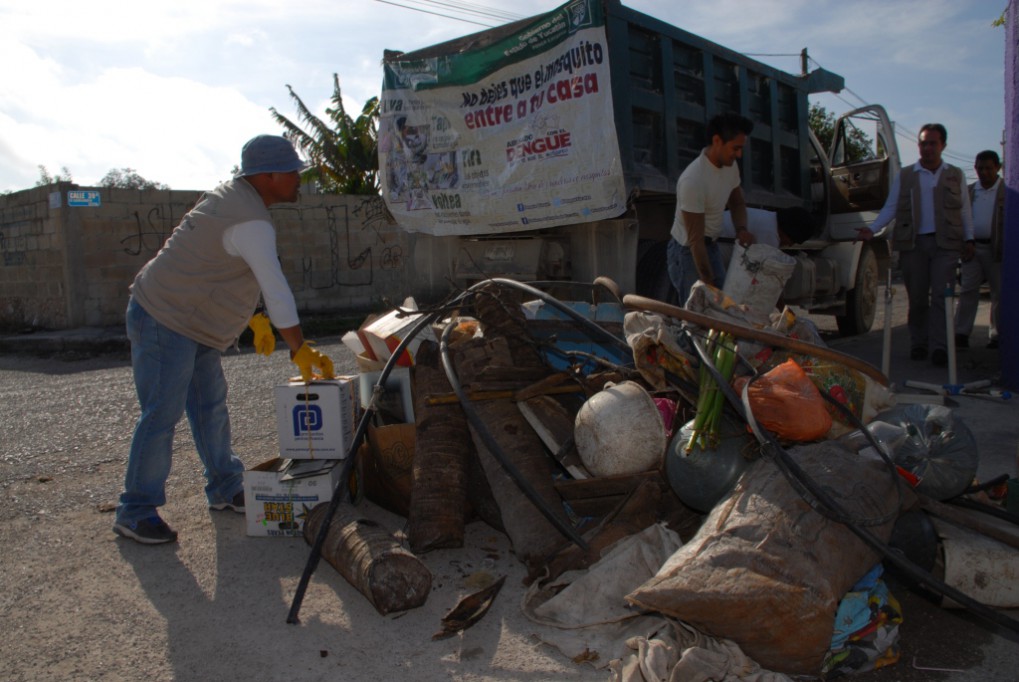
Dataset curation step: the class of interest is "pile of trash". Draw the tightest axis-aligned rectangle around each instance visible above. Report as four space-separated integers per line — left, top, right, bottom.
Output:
297 277 1019 680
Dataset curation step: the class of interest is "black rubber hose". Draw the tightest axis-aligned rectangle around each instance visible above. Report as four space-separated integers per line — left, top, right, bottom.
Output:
287 306 447 624
960 473 1010 495
947 496 1019 527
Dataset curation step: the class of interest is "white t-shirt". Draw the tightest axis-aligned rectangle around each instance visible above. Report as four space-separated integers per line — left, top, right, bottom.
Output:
971 178 1000 240
670 150 742 244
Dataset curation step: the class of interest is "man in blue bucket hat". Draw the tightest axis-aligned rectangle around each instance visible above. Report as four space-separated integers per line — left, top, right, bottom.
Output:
114 134 335 545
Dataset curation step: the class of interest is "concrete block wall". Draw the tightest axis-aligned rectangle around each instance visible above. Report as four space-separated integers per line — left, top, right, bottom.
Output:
0 183 434 331
0 185 69 328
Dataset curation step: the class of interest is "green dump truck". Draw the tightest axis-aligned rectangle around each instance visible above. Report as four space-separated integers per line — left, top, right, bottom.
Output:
380 0 900 334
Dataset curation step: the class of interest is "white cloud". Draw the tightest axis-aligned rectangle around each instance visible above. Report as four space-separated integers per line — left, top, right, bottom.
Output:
0 0 1008 192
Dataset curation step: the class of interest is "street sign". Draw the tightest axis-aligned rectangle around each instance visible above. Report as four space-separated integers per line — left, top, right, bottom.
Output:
67 190 101 207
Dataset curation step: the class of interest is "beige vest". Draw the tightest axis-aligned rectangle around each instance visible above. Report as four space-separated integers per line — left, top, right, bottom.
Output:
891 164 966 251
130 179 269 351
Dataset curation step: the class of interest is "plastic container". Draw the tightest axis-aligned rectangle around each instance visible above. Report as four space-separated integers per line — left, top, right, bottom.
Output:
935 516 1019 609
574 381 666 477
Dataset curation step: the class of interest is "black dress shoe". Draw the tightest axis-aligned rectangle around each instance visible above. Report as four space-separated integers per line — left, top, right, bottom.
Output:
910 346 928 361
955 334 969 349
931 348 948 367
987 338 999 349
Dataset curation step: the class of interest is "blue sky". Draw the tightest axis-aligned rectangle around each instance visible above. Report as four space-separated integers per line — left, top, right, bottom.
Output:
0 0 1008 192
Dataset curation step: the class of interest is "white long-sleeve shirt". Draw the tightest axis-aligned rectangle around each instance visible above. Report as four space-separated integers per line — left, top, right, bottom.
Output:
223 219 300 328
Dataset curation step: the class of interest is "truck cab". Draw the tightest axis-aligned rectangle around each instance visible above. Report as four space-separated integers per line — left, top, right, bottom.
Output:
789 105 900 334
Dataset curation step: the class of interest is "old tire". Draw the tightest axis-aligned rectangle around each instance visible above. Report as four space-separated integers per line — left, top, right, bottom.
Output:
836 245 877 336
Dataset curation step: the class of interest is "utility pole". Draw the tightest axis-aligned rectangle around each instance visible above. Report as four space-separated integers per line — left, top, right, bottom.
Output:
1001 0 1018 389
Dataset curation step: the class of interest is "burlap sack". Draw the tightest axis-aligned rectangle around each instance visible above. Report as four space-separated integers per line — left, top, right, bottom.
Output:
627 441 902 675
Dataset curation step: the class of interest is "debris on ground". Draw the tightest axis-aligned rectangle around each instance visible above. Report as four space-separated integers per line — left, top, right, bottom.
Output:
248 277 1019 679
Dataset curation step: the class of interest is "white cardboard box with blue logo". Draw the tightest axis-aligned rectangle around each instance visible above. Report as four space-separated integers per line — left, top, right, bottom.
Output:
244 458 343 537
274 377 359 460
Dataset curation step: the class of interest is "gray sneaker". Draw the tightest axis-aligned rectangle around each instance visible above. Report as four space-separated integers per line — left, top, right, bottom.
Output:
113 517 178 545
209 490 245 513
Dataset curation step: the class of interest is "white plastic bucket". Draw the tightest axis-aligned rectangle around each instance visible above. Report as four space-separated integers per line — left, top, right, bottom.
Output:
574 381 666 477
722 243 796 319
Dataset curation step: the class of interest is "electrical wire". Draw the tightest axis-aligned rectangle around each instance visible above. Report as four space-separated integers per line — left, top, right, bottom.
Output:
374 0 524 27
806 55 984 168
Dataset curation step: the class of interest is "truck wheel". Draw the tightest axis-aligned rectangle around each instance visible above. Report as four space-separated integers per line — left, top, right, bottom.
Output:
836 245 878 336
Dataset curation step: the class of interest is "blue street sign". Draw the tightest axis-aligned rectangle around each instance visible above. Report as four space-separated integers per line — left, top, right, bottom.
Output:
67 190 101 207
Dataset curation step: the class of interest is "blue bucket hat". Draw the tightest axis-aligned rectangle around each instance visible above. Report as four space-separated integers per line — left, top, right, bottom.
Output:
236 135 307 177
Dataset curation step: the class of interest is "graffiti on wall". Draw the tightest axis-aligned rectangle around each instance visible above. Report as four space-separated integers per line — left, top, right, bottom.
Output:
0 233 29 266
108 194 407 299
271 195 407 293
120 202 195 256
353 196 403 272
0 203 38 266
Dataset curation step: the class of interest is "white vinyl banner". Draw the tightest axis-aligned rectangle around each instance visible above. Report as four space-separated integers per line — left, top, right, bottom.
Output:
380 0 626 236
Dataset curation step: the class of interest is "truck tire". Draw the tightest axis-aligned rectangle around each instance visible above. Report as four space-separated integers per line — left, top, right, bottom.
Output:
836 245 878 336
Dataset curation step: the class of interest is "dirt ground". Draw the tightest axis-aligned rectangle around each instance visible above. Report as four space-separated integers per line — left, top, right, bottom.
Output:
1 285 1017 681
1 344 613 682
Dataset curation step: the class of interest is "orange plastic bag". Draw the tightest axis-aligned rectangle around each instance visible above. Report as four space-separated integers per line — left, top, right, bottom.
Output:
733 358 832 441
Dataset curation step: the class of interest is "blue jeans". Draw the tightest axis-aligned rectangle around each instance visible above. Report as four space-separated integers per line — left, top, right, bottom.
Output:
666 238 727 305
116 298 244 524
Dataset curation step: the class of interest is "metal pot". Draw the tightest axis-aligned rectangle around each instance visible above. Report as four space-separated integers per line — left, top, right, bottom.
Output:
665 413 757 513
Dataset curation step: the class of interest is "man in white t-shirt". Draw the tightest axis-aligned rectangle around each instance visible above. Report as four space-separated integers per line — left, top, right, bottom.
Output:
667 113 754 304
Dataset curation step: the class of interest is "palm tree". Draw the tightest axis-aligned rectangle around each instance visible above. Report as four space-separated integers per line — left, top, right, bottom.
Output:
271 74 380 195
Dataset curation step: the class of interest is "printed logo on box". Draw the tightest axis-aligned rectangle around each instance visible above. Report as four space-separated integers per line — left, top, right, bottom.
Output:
292 404 323 436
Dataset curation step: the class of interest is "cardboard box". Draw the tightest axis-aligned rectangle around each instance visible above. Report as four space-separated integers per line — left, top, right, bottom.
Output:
361 300 425 366
364 422 416 517
358 367 415 422
275 377 359 460
244 458 344 537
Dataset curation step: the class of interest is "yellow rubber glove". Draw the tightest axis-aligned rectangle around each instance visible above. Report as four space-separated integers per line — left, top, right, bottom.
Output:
248 313 275 356
292 341 335 382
